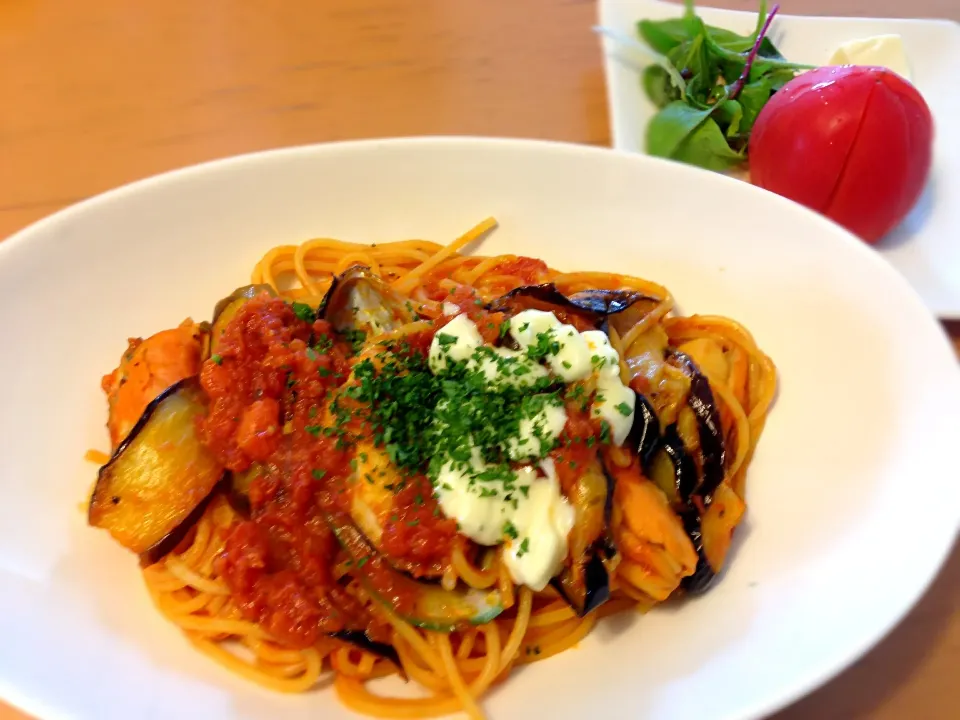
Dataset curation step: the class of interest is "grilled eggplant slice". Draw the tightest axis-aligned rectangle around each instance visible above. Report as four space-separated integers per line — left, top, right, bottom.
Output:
682 482 747 593
623 351 731 594
628 393 661 471
89 379 224 563
568 288 657 316
552 552 611 617
210 284 276 354
489 284 636 328
321 266 417 336
325 512 503 632
552 459 616 617
669 352 725 505
646 423 698 506
679 509 713 593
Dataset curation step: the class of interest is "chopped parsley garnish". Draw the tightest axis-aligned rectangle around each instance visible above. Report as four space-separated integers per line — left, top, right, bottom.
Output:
330 323 570 497
503 521 519 539
526 331 562 362
311 469 327 480
341 329 367 355
436 333 458 349
291 301 316 322
211 354 223 365
599 420 612 444
305 425 322 437
517 537 530 557
615 401 632 416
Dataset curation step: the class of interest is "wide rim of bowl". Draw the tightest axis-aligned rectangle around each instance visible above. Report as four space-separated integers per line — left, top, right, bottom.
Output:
1 136 958 720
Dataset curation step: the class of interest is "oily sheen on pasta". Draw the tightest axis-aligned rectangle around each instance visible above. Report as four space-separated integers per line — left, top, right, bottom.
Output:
87 218 776 719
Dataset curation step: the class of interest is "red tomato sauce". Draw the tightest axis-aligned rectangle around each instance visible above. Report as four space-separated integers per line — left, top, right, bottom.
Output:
195 288 615 646
552 406 602 494
200 294 387 647
378 476 458 570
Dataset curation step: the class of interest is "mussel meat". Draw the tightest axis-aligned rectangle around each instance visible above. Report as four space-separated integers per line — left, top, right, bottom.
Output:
320 266 417 336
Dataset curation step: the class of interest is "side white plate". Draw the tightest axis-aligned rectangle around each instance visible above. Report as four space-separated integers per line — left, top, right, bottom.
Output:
598 0 960 317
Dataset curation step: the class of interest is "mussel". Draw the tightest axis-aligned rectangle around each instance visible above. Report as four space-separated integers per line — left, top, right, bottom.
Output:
320 266 417 336
89 378 225 566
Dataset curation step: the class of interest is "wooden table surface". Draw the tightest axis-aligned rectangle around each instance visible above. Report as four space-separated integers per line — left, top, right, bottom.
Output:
2 1 958 718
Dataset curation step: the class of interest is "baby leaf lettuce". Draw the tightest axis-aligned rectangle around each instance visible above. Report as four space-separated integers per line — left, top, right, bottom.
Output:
639 1 811 171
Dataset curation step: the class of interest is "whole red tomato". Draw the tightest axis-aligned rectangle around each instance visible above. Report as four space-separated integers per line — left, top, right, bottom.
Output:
749 65 933 243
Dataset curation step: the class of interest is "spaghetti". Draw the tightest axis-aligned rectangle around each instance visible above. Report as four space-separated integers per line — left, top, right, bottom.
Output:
88 218 777 719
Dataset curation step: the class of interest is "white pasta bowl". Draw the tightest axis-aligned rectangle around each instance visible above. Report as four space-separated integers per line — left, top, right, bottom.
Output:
0 137 958 720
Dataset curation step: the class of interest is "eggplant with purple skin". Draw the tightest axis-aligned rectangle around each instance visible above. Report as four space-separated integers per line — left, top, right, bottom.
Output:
552 459 617 617
679 510 715 593
625 352 728 594
487 283 657 330
89 378 225 565
668 352 725 506
646 423 698 506
628 394 661 471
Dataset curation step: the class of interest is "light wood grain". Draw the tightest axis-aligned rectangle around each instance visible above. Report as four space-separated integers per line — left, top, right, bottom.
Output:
1 1 958 719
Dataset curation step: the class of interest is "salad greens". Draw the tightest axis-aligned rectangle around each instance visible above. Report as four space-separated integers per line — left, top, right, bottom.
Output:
637 1 811 171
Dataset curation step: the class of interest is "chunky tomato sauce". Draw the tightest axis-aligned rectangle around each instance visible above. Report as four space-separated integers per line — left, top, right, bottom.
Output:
196 287 610 646
199 294 461 645
199 295 374 647
552 407 602 495
378 476 458 567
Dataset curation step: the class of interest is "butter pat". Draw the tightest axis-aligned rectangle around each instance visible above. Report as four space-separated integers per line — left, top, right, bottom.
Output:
828 34 911 81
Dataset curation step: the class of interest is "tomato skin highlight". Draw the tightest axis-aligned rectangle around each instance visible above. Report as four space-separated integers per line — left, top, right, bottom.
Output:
749 65 933 244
